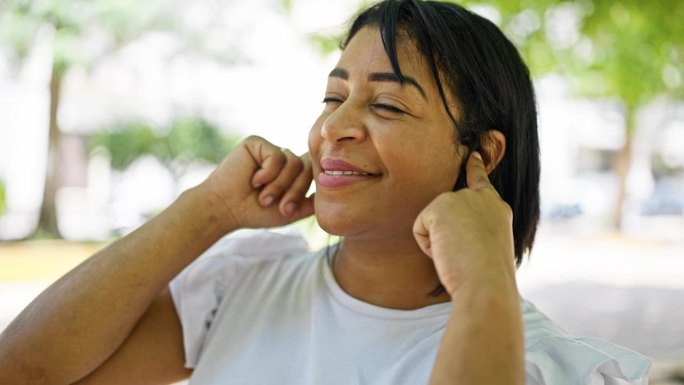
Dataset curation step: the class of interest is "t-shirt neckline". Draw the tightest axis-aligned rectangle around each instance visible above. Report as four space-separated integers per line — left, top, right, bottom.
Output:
318 246 453 319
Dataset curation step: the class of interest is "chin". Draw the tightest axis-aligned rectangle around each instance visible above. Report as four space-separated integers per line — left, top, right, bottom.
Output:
314 199 365 237
314 209 353 237
314 204 415 242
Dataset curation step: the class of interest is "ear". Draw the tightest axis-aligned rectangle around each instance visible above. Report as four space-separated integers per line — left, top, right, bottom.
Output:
480 130 506 174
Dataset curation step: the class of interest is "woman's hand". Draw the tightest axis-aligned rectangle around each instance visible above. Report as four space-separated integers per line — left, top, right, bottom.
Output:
412 152 516 295
199 136 315 232
419 153 525 385
0 139 318 385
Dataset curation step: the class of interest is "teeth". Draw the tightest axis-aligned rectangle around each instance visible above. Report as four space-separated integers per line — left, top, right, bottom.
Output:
324 170 371 176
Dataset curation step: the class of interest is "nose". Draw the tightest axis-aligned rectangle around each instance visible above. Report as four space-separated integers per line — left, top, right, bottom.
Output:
320 100 367 144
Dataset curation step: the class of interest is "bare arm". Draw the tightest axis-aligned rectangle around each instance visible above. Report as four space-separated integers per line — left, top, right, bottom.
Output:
73 289 191 385
414 151 524 385
0 186 227 385
429 281 523 385
0 136 314 385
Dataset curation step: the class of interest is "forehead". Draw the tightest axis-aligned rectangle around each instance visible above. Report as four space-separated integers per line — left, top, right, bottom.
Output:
337 27 433 87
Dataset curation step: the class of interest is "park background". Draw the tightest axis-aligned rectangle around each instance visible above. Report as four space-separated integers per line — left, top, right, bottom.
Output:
1 0 683 383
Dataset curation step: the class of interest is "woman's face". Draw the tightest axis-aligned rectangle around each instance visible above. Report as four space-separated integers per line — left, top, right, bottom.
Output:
308 26 464 240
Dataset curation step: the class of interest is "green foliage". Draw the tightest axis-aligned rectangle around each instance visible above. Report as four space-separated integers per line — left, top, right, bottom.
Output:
90 117 239 171
578 0 684 107
90 122 158 170
0 179 6 216
308 33 343 55
280 0 294 13
460 0 684 124
160 117 236 164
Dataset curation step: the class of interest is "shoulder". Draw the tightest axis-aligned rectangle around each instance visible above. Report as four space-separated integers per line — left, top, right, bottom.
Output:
203 228 310 261
172 228 311 290
168 228 313 367
522 299 651 385
169 228 312 316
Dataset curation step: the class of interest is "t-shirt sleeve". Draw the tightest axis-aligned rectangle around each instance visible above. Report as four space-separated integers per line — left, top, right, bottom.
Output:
523 301 651 385
168 229 309 368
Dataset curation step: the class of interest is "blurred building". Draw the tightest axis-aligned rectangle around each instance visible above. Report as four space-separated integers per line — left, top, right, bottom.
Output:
536 75 684 239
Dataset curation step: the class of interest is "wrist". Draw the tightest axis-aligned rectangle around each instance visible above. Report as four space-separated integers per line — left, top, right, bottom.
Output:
449 279 520 310
440 252 518 298
180 184 239 237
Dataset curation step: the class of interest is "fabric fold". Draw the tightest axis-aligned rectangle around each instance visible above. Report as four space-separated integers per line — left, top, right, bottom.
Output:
525 334 651 385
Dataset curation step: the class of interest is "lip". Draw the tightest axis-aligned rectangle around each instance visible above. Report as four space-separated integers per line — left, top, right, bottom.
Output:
320 158 373 173
317 158 379 188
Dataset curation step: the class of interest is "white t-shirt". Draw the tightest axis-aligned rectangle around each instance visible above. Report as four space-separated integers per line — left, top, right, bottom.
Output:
169 230 651 385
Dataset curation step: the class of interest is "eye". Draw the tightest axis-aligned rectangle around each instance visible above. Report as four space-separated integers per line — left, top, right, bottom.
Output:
370 103 405 114
322 97 343 105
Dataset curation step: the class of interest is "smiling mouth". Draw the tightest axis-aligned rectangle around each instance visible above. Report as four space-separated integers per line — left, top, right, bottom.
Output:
323 170 375 176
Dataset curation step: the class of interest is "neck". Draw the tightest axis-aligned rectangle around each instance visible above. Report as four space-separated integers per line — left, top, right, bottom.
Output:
332 232 451 310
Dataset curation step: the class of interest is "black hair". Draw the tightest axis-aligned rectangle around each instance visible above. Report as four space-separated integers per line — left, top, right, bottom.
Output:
344 0 541 267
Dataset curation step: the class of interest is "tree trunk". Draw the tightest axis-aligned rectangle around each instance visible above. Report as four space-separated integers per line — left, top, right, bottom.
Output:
611 109 634 231
32 63 63 239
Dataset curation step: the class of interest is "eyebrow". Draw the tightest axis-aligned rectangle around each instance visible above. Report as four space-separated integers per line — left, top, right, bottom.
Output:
328 68 427 99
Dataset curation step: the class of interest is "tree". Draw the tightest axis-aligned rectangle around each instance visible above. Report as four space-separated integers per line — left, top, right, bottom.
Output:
459 0 684 228
90 116 239 183
0 0 175 238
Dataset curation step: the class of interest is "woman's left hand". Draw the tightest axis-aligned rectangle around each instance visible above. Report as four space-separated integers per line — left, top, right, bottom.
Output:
412 152 517 296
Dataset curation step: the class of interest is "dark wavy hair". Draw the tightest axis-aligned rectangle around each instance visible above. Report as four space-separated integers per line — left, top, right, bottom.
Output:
345 0 541 267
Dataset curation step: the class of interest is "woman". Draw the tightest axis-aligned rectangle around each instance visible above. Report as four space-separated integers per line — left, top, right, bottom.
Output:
0 1 650 384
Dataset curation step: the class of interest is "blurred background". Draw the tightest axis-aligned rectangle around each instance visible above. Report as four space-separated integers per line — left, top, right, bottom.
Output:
0 0 683 382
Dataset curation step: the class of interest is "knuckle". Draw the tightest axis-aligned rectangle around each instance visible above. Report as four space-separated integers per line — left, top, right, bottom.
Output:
270 151 287 166
244 135 264 145
433 192 453 206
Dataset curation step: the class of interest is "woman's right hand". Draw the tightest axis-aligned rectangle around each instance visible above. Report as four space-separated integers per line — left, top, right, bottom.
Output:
199 135 315 232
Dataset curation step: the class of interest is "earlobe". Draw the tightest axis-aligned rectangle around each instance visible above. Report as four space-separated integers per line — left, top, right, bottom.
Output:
480 130 506 174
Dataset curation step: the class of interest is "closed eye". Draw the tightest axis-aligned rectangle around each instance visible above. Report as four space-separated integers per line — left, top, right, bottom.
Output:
322 97 343 105
371 103 405 114
322 98 407 116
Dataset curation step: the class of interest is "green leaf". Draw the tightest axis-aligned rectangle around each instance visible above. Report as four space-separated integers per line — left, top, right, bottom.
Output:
91 117 240 171
90 122 159 170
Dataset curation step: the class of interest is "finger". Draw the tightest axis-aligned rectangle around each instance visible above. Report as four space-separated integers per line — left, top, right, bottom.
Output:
250 143 288 189
258 149 304 206
466 151 492 190
287 193 315 221
278 159 314 216
412 211 433 258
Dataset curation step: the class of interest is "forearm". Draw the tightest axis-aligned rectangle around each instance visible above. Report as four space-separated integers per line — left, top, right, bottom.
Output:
0 185 231 385
429 281 524 385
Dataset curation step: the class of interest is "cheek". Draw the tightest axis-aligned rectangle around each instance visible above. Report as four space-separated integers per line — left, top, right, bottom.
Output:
380 133 461 189
421 153 461 195
307 115 326 154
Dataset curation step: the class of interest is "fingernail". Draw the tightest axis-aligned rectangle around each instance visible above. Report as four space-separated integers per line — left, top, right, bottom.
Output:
473 152 482 160
263 196 274 206
285 202 296 215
